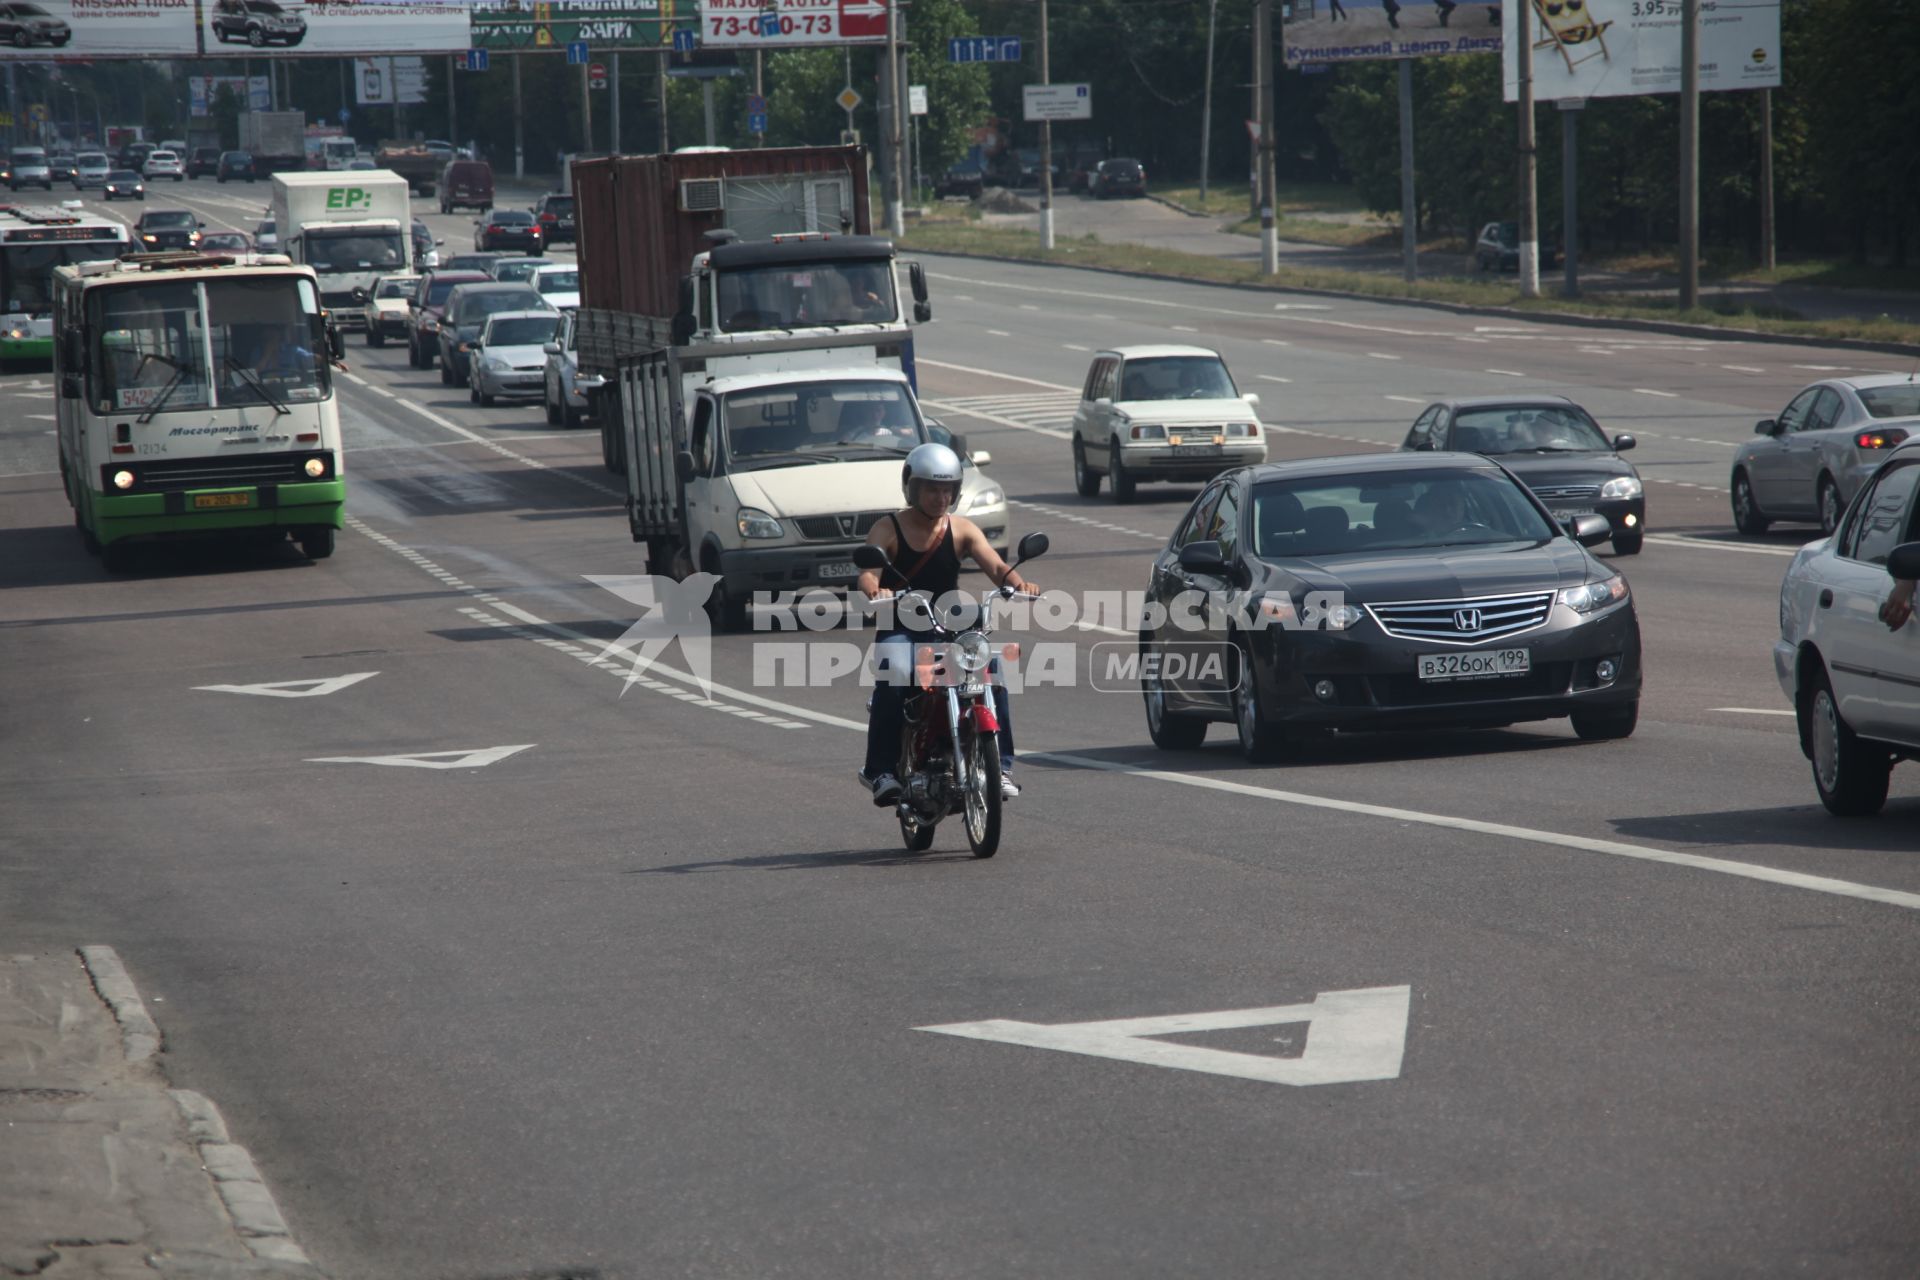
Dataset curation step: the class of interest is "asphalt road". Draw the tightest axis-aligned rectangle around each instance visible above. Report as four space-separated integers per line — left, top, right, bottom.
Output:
2 178 1916 1280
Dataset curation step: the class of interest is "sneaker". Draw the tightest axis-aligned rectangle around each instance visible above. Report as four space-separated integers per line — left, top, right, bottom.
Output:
1000 774 1021 801
862 771 902 806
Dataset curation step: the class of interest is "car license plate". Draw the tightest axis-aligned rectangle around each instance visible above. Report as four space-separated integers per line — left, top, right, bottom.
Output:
1169 444 1222 457
819 561 857 581
1552 507 1595 519
192 492 251 510
1417 648 1530 681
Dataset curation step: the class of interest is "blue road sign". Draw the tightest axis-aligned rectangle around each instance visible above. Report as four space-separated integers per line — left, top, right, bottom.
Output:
748 112 767 135
567 40 590 65
672 28 696 54
948 36 1020 64
759 12 779 36
746 93 767 114
464 48 489 72
337 107 350 124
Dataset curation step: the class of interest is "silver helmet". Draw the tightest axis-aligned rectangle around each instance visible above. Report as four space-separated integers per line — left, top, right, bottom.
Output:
902 441 963 504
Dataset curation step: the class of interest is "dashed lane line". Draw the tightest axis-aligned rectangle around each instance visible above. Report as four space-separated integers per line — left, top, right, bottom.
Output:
1486 369 1526 377
1713 707 1795 716
1633 388 1680 398
383 393 624 501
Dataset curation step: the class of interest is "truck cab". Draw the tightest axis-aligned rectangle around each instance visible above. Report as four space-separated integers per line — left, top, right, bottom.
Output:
684 233 929 351
271 170 412 324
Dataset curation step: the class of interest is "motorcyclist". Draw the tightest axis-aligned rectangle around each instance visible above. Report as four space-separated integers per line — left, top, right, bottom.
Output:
858 442 1036 806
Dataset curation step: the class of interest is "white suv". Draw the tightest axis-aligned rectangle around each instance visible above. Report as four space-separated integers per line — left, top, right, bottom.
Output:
1071 345 1267 503
142 150 185 181
1774 436 1920 815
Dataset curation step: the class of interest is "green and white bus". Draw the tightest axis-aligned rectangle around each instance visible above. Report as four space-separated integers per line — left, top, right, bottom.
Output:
0 204 132 362
54 253 346 569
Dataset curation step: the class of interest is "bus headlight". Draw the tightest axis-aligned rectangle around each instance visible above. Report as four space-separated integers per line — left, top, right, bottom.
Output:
111 469 135 490
303 456 328 478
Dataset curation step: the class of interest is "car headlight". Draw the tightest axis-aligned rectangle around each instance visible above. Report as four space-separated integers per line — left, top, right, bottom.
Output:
1128 424 1165 441
1599 476 1642 500
483 356 508 371
958 484 1004 514
737 507 783 539
1224 421 1261 438
1558 577 1630 614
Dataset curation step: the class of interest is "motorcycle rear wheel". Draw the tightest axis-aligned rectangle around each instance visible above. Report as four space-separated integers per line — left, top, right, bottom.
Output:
963 729 1002 858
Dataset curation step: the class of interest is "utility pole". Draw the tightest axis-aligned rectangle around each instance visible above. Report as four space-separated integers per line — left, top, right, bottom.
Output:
1256 0 1276 274
613 52 623 155
1039 0 1054 250
582 59 594 155
513 54 523 179
1199 0 1218 201
1561 101 1580 296
1759 88 1775 272
446 54 457 148
883 0 903 237
894 17 909 220
657 51 669 153
1516 0 1539 298
1398 59 1415 283
1678 0 1699 309
752 50 762 148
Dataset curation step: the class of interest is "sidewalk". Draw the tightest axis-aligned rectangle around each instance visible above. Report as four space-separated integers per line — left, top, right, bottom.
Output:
0 948 321 1278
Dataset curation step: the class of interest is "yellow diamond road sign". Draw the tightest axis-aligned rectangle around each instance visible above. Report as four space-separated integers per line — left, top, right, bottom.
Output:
836 86 861 113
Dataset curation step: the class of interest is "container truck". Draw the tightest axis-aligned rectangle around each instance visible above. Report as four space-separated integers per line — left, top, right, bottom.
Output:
270 170 412 325
238 111 304 176
374 141 439 196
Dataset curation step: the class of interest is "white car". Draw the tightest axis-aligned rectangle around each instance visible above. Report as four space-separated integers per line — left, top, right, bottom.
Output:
542 309 601 428
487 256 545 285
470 310 561 406
358 273 418 348
254 218 277 252
1774 435 1920 815
1070 344 1268 502
530 262 579 311
142 150 185 181
72 151 110 188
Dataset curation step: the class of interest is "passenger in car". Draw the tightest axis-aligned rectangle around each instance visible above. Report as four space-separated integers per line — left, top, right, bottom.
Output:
1303 506 1349 547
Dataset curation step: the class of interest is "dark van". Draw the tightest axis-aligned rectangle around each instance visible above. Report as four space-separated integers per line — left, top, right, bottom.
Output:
440 160 494 214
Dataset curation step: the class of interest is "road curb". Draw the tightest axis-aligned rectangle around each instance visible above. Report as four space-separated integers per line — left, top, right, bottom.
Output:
78 943 161 1063
902 246 1920 358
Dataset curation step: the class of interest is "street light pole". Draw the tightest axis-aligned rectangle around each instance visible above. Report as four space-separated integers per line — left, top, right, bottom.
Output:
1198 0 1217 201
1678 0 1700 310
1516 0 1540 298
1256 0 1276 274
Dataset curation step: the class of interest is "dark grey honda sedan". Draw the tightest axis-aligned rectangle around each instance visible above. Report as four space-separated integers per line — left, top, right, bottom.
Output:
1140 452 1642 761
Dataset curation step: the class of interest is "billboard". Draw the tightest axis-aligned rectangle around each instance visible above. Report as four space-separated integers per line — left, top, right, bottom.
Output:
697 0 891 49
471 0 677 51
0 0 199 59
1280 0 1503 67
202 0 470 57
190 75 273 116
1502 0 1780 101
354 57 428 105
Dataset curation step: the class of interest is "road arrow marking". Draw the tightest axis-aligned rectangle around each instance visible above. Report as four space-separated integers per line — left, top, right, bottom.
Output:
918 985 1410 1086
305 744 535 770
195 672 380 698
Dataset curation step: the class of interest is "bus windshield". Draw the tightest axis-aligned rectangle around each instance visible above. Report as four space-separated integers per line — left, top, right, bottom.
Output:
303 229 406 273
91 275 328 415
4 239 129 314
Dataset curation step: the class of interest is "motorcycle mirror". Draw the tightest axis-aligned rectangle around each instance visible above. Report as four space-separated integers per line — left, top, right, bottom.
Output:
1013 531 1049 564
852 544 889 570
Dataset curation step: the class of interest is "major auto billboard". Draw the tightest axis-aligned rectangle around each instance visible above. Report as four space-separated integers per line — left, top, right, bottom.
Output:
1280 0 1503 67
471 0 675 51
1502 0 1780 101
203 1 470 56
0 0 199 59
697 0 891 49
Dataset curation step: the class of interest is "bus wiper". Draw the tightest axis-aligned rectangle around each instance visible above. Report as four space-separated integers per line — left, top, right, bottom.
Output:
136 367 190 424
223 357 288 415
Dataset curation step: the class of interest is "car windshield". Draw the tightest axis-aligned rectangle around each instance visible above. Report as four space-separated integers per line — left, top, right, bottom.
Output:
490 212 533 226
257 221 275 234
715 260 897 332
1119 356 1238 401
303 231 407 272
143 212 195 229
724 380 925 466
484 316 558 346
79 154 106 166
492 260 541 283
455 290 545 324
107 171 138 182
201 234 248 250
1250 470 1556 558
1859 385 1920 419
543 197 573 214
1449 406 1610 453
425 278 473 305
13 150 45 163
535 269 578 294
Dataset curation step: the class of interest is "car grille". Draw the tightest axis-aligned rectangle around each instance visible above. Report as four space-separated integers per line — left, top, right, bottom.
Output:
130 453 321 493
795 511 888 541
1366 590 1555 645
1531 484 1600 502
321 290 358 310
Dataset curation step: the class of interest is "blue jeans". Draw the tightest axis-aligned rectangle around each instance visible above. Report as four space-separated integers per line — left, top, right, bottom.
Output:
863 630 1014 778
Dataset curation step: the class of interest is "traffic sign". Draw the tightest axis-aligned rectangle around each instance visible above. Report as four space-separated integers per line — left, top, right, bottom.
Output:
1022 82 1091 122
28 103 46 123
908 84 927 116
672 28 696 53
337 106 350 124
748 111 767 135
746 93 766 114
566 39 590 64
588 62 608 89
463 48 490 72
836 86 861 113
948 36 1020 63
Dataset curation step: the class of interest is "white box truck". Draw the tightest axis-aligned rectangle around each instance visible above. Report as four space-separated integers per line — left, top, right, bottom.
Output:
270 170 412 329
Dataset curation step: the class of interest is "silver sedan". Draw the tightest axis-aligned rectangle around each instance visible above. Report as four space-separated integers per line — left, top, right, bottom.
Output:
1731 373 1920 535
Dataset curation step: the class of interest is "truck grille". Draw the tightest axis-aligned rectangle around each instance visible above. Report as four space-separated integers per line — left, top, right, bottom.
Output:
795 511 887 541
321 290 359 310
124 452 325 493
1365 591 1555 645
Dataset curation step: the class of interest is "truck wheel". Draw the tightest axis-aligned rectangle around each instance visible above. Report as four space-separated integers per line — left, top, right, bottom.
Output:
300 527 336 560
544 384 560 425
561 392 582 429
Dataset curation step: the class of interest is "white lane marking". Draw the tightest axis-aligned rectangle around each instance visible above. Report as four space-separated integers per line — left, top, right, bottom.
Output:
1366 352 1401 360
1633 388 1679 398
1007 497 1163 542
1681 437 1737 448
918 358 1080 393
368 385 397 399
1712 707 1795 716
1792 364 1849 371
986 328 1012 337
1019 304 1040 311
195 673 378 698
1172 324 1200 332
307 745 535 770
1384 395 1425 404
1063 343 1091 352
920 396 1072 441
1456 336 1491 344
1257 374 1293 384
385 394 623 499
1722 364 1766 374
340 371 369 386
1025 750 1920 913
1642 534 1798 557
1262 338 1291 346
1485 369 1526 378
920 986 1410 1087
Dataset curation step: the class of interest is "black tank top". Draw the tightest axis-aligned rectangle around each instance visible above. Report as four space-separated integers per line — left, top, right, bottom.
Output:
887 513 961 598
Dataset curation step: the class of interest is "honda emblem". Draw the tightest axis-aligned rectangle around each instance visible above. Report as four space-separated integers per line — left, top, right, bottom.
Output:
1453 608 1482 632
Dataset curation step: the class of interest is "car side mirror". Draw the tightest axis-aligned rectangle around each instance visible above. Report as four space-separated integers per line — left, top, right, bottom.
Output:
351 287 368 303
1755 418 1779 436
328 325 345 360
61 327 86 373
1242 392 1260 408
60 373 82 400
1013 531 1050 564
543 341 560 355
1178 540 1228 573
970 450 992 466
907 260 929 304
1612 433 1636 452
670 310 696 346
1093 397 1113 410
197 221 206 229
673 450 695 482
1567 513 1611 546
1887 542 1920 581
913 301 932 324
434 237 444 246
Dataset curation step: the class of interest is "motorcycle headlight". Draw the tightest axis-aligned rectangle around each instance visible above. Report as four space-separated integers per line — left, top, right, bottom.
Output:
1558 577 1630 615
958 484 1004 514
736 507 782 539
1599 476 1643 500
952 631 992 673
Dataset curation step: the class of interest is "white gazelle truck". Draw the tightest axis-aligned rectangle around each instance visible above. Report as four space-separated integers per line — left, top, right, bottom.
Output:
270 170 411 329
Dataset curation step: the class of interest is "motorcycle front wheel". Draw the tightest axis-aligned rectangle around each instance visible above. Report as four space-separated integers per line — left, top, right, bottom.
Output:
962 728 1002 859
899 812 936 852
